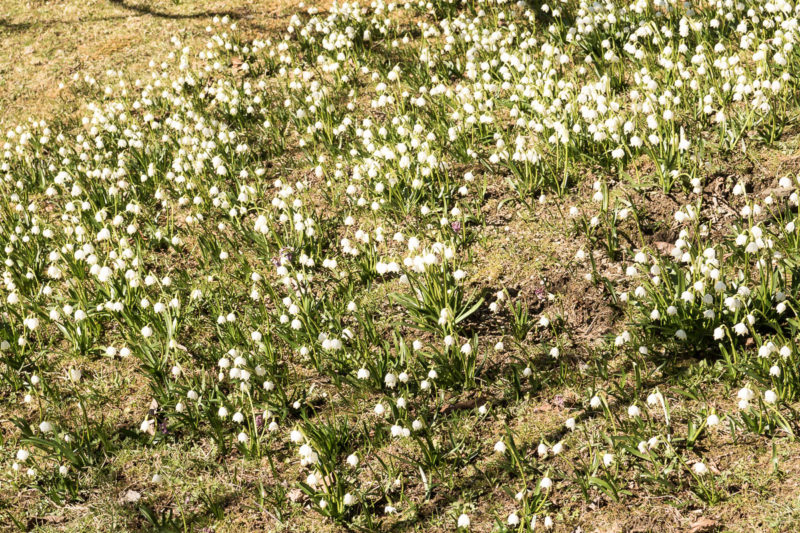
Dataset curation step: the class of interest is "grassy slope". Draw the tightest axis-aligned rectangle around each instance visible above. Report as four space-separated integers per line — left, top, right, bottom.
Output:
2 1 800 533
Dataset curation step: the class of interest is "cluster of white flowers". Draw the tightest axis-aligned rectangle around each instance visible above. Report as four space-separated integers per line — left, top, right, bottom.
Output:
5 0 800 528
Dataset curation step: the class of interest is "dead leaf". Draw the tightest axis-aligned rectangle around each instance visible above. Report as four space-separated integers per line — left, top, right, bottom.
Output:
122 490 141 504
287 488 304 503
687 517 718 533
654 241 674 255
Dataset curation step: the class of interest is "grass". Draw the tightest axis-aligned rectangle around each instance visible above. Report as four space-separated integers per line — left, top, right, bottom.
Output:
3 0 800 532
0 0 299 125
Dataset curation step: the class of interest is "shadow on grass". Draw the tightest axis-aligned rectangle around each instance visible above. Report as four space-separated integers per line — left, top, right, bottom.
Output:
107 0 243 20
0 1 247 35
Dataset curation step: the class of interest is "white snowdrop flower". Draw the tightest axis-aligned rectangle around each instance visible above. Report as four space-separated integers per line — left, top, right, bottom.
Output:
357 368 370 380
537 442 548 457
737 387 755 402
552 442 563 455
299 444 313 459
692 462 708 476
603 453 614 467
507 513 520 526
707 414 719 427
540 476 553 489
738 398 750 410
628 405 641 418
764 390 778 404
374 403 386 416
16 449 30 462
457 513 470 528
39 421 53 433
494 440 507 453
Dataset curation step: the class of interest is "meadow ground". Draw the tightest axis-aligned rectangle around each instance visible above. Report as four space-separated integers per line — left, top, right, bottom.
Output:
3 0 800 532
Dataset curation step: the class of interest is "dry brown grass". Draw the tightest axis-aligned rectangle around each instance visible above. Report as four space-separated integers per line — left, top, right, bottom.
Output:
0 0 306 124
